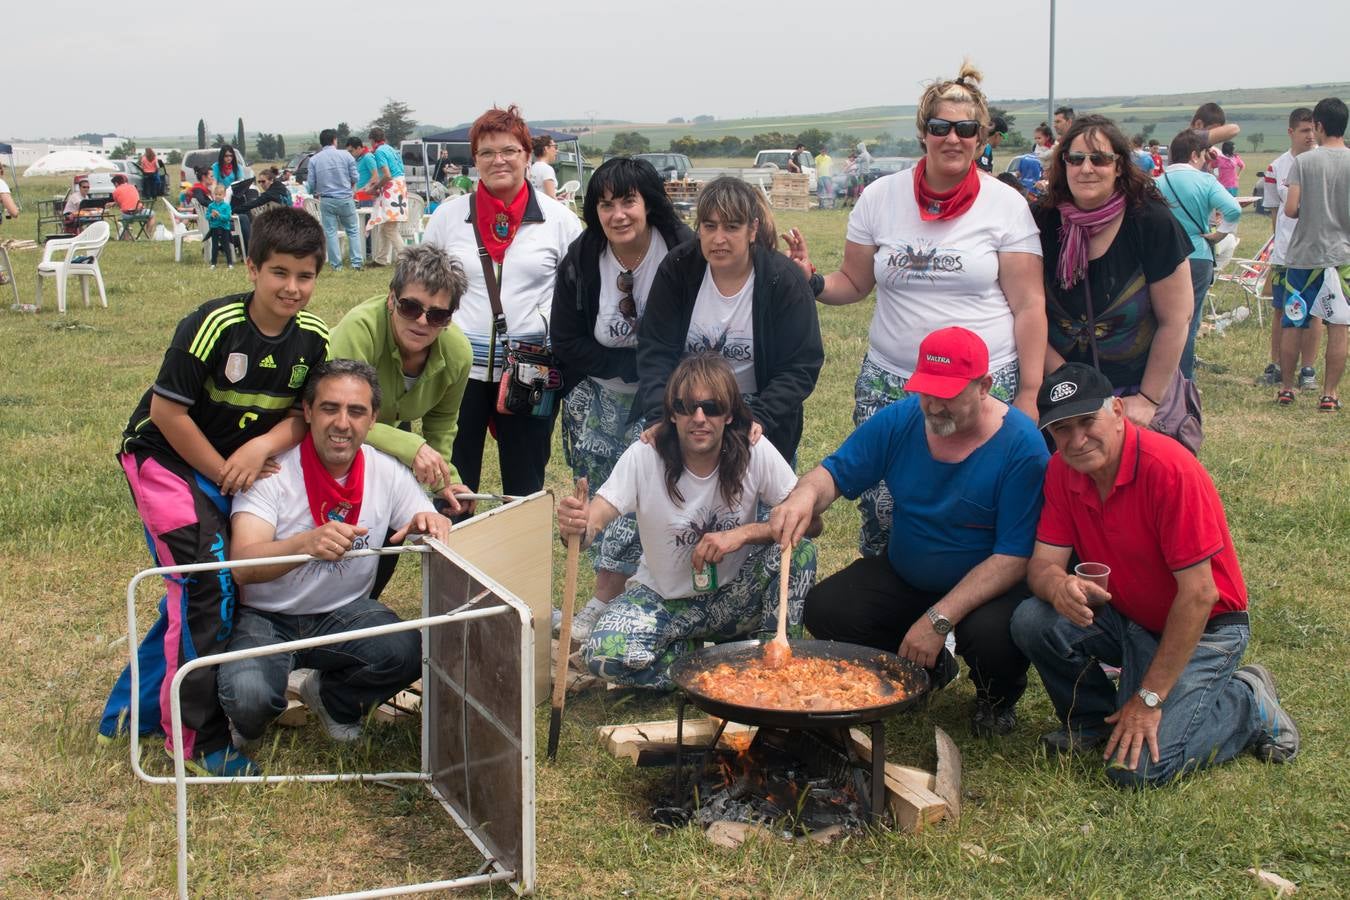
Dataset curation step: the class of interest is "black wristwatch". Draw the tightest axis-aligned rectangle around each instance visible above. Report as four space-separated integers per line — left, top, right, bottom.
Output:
808 271 825 298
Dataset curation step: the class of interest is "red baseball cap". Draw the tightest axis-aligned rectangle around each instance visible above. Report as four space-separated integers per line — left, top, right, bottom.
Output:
903 327 990 399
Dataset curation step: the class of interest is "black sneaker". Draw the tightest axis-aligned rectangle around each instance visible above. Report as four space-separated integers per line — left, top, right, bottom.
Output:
1233 664 1300 763
1257 363 1281 386
1040 728 1107 755
970 701 1017 737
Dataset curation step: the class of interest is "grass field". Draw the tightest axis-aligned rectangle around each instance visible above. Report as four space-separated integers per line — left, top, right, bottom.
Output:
0 171 1347 897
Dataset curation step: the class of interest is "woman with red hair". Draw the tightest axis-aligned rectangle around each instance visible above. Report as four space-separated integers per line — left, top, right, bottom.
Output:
422 105 582 500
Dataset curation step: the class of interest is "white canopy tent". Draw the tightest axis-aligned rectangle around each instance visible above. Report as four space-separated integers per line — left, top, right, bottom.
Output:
22 149 117 177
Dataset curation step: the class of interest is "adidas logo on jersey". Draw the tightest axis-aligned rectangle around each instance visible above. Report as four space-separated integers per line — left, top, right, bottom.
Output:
259 354 277 368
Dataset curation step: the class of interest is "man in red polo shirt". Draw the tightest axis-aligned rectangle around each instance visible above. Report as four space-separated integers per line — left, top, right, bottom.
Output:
1011 364 1298 788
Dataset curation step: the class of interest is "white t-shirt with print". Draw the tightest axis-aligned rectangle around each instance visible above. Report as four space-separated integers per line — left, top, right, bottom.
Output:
0 177 9 195
685 269 757 394
846 169 1042 378
597 440 796 600
231 444 434 615
529 161 557 193
1266 151 1296 265
593 230 670 392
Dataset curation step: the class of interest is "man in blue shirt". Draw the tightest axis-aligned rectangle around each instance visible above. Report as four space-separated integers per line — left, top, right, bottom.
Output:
305 128 362 272
771 327 1049 737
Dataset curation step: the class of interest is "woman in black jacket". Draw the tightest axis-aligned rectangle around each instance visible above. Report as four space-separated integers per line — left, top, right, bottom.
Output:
636 176 823 466
551 157 694 640
234 167 292 251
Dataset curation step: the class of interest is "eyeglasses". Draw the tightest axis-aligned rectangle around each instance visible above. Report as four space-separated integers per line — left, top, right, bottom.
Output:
617 270 637 321
395 296 453 327
672 398 726 418
925 118 981 139
1063 151 1119 168
475 147 524 163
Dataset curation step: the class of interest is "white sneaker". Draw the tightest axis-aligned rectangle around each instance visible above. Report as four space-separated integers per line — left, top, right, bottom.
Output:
297 671 362 743
569 597 610 645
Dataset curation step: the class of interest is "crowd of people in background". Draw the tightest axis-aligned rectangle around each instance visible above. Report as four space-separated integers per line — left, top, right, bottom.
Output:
74 66 1342 788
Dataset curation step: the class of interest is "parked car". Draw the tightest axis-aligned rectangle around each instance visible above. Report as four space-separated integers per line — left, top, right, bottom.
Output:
85 159 144 197
634 152 692 181
179 148 253 183
287 150 316 186
867 156 919 178
753 149 817 191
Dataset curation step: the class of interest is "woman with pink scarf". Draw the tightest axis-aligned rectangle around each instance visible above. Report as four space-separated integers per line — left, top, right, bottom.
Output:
1033 115 1193 427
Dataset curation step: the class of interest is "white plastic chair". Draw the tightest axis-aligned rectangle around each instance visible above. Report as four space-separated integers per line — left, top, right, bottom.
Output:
158 198 201 263
192 201 244 264
300 195 323 223
557 179 581 211
36 220 110 313
399 193 426 246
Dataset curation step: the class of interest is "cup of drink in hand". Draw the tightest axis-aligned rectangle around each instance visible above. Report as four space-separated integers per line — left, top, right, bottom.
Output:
1074 562 1110 607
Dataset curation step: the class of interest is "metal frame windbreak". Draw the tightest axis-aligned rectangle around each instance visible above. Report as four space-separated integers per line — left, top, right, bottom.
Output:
123 539 536 898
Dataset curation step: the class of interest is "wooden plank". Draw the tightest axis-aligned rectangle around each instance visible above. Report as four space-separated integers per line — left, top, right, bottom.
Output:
933 726 963 823
443 492 554 705
848 728 947 832
1246 868 1297 895
598 717 756 763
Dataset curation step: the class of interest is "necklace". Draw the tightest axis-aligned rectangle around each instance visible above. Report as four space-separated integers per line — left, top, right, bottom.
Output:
611 230 653 272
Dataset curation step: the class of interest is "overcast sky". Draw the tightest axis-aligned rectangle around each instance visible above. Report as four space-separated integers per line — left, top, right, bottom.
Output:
7 0 1347 139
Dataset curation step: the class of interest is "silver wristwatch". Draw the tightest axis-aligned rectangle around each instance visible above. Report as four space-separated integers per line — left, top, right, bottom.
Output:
1137 688 1162 709
926 607 953 636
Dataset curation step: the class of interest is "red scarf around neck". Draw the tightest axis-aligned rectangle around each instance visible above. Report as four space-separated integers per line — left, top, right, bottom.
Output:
474 181 528 263
912 158 981 222
299 433 365 528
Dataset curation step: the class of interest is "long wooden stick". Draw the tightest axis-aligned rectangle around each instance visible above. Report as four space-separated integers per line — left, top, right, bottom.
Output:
547 480 588 761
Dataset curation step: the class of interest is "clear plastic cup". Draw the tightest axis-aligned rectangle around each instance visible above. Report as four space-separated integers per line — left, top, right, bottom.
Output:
1074 562 1110 607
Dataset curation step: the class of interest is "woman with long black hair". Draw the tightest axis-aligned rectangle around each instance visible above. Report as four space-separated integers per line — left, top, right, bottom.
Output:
550 157 694 640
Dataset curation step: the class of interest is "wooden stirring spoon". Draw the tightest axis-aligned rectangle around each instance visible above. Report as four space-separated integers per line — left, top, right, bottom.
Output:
763 544 792 668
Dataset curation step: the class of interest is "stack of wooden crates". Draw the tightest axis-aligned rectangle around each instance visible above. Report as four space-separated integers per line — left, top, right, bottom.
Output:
770 173 811 211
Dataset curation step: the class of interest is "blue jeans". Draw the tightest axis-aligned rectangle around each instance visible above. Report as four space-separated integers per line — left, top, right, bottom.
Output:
217 596 420 740
318 196 362 270
1180 256 1214 380
1010 597 1259 788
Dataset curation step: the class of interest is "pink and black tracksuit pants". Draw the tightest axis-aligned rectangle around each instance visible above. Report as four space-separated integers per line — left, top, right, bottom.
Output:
111 449 237 759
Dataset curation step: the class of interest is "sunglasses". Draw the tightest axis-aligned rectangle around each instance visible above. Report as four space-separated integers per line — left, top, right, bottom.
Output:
925 118 981 139
395 296 453 327
672 398 726 418
617 270 637 321
1063 151 1119 168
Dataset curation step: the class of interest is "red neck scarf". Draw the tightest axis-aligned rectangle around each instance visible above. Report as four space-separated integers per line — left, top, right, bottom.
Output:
913 159 981 222
299 433 365 528
474 181 528 263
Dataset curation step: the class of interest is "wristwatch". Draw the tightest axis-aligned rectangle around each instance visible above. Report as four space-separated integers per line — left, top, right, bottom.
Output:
1137 688 1162 709
808 271 825 297
926 607 953 636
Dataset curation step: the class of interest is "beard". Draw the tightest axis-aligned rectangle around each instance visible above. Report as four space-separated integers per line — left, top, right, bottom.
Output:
924 413 957 437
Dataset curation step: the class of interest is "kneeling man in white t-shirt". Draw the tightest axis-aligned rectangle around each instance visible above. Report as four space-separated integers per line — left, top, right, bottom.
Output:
219 359 450 753
557 354 821 690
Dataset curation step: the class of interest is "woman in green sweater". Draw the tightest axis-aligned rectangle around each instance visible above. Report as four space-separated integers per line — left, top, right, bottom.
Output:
329 244 474 594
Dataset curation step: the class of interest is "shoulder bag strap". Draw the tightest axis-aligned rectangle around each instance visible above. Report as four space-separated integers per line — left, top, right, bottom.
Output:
1161 171 1214 259
1081 275 1101 372
469 193 508 379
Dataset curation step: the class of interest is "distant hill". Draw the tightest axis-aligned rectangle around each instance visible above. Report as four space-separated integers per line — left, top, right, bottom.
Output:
567 82 1350 155
81 82 1350 157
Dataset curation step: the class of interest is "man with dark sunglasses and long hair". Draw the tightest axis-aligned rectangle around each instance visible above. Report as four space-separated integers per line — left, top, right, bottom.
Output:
329 244 476 594
557 354 819 690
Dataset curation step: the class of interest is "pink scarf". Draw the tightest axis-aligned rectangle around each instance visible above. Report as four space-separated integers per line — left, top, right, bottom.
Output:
1056 192 1126 289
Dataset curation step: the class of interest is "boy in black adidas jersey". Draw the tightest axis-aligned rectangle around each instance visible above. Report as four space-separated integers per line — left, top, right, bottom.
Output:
100 208 329 775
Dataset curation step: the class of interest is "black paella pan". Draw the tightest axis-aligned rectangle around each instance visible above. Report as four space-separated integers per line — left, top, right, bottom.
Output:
668 639 931 729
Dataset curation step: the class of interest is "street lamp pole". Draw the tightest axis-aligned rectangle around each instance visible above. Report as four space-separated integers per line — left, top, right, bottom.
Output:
1048 0 1057 126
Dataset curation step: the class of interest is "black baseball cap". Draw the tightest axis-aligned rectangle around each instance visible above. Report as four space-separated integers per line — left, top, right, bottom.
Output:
1036 364 1115 429
990 115 1009 135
